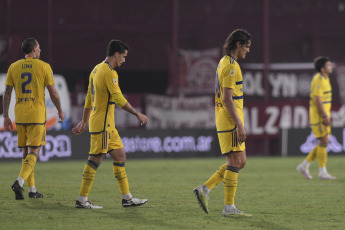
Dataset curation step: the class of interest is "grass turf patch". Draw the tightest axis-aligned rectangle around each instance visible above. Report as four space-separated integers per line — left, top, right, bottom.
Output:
0 156 344 230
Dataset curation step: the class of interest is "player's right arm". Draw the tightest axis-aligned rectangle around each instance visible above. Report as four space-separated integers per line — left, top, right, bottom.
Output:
221 63 246 143
312 77 331 126
223 87 246 143
314 96 330 126
3 85 14 131
72 75 92 135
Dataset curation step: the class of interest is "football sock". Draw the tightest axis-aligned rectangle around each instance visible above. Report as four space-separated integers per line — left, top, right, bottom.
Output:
305 145 318 163
19 153 37 183
17 177 25 187
122 193 133 200
22 159 35 188
224 204 236 212
113 161 130 195
204 163 227 190
224 166 239 205
317 145 328 168
319 167 327 174
78 195 88 203
28 186 37 193
79 160 99 197
201 185 210 195
301 160 311 168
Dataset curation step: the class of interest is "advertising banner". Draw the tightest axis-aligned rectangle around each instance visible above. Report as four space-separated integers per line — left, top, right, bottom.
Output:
0 129 221 162
281 127 345 156
146 94 215 129
242 62 341 103
175 48 220 95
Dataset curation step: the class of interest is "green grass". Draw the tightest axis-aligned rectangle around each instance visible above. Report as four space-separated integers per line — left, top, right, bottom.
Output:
1 156 345 230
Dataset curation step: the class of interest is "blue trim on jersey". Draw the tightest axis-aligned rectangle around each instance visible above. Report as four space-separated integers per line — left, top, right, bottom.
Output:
228 55 238 64
236 81 243 85
108 102 115 104
323 91 332 94
104 61 115 71
232 96 243 100
217 126 237 133
16 122 46 125
322 101 332 104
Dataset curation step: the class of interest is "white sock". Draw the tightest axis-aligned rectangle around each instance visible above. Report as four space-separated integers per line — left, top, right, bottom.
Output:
17 177 25 187
122 193 133 200
202 185 210 195
319 167 327 174
78 195 88 203
29 186 37 193
302 160 311 168
224 204 236 211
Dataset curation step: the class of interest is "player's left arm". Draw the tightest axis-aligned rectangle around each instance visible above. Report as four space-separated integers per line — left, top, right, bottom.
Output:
45 65 64 122
106 74 148 125
47 85 64 122
3 85 14 131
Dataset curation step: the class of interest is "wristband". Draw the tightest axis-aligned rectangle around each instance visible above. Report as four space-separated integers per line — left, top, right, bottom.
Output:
323 115 328 119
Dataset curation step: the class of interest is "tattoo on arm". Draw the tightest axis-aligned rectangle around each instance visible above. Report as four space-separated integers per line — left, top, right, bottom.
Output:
50 90 62 112
128 106 138 116
3 86 13 118
52 96 62 112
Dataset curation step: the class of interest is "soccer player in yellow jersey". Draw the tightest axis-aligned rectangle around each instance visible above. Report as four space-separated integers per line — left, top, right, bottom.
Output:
72 40 149 209
297 57 336 180
193 29 252 217
3 38 64 200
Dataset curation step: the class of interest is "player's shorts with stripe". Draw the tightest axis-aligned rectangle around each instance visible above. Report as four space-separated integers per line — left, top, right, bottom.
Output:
89 129 124 156
17 124 46 148
217 127 245 155
311 122 331 138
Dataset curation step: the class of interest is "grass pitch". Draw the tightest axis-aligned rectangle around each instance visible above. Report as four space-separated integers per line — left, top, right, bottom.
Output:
0 156 344 230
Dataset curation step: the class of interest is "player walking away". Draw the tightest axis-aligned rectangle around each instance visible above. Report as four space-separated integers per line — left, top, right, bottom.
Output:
3 38 64 200
193 29 252 217
72 40 148 209
297 57 336 180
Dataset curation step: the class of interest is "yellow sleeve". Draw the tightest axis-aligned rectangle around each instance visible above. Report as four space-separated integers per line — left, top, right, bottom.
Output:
84 75 92 109
5 65 14 86
311 77 322 97
222 64 236 89
44 64 55 86
111 92 128 108
105 71 127 107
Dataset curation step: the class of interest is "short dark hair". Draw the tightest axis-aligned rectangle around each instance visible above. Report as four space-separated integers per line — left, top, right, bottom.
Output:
107 40 129 56
21 38 38 54
314 56 330 72
223 29 251 55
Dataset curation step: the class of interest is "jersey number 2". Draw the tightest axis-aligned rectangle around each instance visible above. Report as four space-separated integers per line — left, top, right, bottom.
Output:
21 72 32 94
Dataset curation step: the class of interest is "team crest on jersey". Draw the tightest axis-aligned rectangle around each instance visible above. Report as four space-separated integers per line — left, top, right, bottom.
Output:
113 79 118 84
230 70 235 76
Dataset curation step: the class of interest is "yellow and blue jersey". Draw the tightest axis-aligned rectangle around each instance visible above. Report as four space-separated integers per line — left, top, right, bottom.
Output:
215 55 244 132
5 57 55 124
309 73 332 125
85 61 127 134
